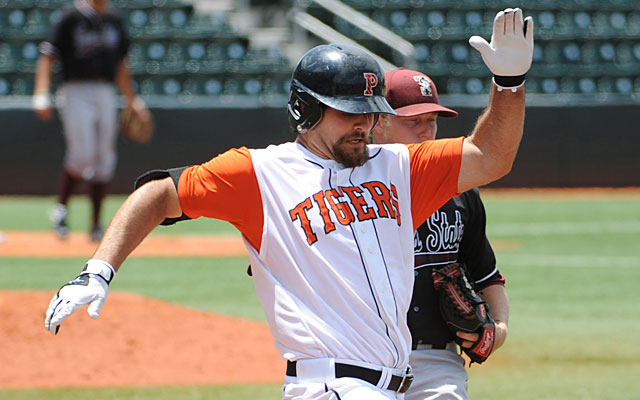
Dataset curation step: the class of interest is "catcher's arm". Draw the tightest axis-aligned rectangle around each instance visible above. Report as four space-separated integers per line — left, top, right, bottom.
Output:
457 284 509 352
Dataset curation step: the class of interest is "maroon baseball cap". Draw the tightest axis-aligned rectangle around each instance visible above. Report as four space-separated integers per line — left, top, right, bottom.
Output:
384 68 458 118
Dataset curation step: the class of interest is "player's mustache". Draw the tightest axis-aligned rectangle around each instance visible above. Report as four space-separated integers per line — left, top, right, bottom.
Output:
340 132 369 143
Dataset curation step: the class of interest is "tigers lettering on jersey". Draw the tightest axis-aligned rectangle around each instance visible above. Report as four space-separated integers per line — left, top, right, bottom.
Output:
289 181 401 245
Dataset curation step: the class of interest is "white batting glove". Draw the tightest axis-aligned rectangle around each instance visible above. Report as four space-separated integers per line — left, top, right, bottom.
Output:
44 259 115 335
469 8 534 91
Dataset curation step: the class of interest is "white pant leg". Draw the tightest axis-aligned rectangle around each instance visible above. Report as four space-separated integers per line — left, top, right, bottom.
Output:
404 348 468 400
57 82 98 180
283 378 401 400
56 82 117 182
283 359 404 400
93 83 118 182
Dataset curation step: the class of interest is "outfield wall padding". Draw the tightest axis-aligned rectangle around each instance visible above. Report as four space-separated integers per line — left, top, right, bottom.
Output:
1 104 638 195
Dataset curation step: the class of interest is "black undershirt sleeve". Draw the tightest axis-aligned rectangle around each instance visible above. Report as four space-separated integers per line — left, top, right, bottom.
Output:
134 167 192 226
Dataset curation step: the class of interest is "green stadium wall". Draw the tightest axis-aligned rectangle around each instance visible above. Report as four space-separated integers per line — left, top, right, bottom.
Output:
0 103 638 195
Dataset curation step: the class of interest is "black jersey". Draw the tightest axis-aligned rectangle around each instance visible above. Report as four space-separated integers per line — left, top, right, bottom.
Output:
39 1 129 82
408 187 503 346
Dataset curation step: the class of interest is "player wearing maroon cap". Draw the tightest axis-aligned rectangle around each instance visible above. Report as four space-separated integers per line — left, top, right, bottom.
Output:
372 68 509 400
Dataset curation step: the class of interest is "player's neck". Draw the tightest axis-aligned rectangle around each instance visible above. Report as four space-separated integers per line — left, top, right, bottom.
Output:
295 134 333 161
87 0 108 14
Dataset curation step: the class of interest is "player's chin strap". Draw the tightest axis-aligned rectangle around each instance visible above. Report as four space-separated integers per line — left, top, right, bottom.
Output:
369 114 380 135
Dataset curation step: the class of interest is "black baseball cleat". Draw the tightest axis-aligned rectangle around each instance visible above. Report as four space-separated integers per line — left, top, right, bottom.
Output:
50 204 69 240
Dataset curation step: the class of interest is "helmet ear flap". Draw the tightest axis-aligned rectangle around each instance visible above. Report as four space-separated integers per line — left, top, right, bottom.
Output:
288 87 324 134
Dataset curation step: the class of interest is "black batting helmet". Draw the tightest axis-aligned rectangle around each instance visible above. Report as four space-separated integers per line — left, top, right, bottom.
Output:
288 44 396 134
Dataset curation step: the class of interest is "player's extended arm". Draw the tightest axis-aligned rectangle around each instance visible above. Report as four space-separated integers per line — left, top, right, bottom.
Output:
457 284 509 352
458 8 534 193
32 54 55 121
44 177 182 335
93 177 182 269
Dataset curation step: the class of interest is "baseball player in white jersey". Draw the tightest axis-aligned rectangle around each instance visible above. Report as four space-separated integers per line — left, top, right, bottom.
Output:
43 9 533 400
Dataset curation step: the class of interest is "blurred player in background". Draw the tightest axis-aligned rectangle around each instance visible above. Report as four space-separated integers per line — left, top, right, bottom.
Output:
32 0 148 241
372 68 509 400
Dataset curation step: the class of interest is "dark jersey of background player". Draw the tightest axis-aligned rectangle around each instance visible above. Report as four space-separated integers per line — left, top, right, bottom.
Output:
41 3 130 82
409 188 504 348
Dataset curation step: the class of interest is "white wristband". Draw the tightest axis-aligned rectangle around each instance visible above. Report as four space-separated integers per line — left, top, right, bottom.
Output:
83 259 116 283
32 93 52 110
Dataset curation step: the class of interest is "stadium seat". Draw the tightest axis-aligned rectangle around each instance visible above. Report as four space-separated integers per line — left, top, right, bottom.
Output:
0 76 9 95
562 42 581 63
7 8 26 30
614 77 633 94
203 77 223 95
577 77 597 94
161 77 181 95
540 78 559 94
463 78 485 95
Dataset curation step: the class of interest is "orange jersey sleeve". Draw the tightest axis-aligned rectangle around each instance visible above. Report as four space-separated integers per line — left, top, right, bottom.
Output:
177 147 263 251
408 137 464 229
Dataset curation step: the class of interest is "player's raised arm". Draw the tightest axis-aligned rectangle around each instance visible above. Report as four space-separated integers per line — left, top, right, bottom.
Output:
458 8 534 193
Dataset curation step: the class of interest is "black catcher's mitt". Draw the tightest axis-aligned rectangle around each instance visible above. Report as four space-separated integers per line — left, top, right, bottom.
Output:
432 262 495 364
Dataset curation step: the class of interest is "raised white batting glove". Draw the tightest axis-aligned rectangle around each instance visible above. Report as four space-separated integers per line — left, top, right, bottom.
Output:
468 8 534 92
44 259 115 335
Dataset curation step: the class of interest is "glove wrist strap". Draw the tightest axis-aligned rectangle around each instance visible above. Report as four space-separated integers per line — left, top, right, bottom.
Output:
493 75 526 92
82 259 116 284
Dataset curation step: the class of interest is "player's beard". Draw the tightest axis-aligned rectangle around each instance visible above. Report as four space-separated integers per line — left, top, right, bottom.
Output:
333 133 370 168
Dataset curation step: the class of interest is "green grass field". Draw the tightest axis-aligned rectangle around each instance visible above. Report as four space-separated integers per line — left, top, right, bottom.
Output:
1 191 639 400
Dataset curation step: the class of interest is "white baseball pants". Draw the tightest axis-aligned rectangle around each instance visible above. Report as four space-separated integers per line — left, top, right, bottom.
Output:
282 358 406 400
56 81 118 182
404 344 468 400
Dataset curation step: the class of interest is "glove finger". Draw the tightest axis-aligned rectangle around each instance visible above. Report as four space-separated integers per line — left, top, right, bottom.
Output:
503 8 516 35
46 299 71 335
492 10 505 38
87 296 106 319
44 295 62 333
48 300 80 328
513 8 524 36
468 36 491 54
524 16 534 43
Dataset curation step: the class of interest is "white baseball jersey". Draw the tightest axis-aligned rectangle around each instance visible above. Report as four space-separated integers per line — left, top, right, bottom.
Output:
176 138 463 371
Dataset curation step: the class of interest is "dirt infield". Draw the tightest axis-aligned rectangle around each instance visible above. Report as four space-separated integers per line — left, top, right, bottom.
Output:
0 232 281 389
0 231 248 258
0 290 282 389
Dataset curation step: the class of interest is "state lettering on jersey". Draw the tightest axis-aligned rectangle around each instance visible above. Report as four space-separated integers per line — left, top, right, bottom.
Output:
414 209 464 267
289 181 401 245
